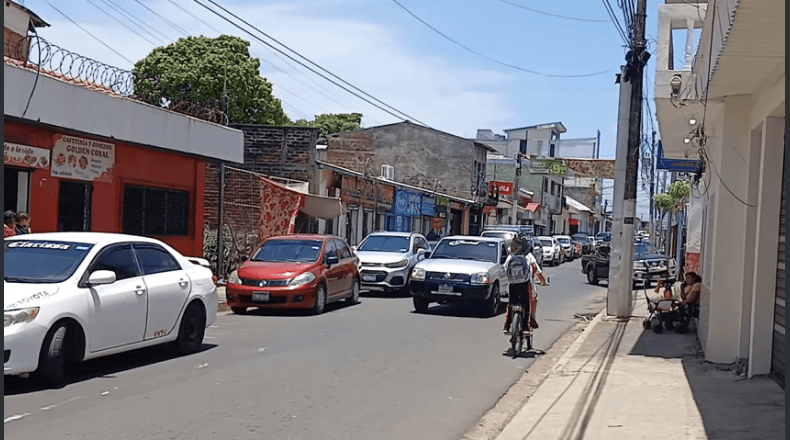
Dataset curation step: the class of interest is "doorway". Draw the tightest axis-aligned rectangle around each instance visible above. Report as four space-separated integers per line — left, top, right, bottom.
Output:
58 180 93 231
4 167 30 213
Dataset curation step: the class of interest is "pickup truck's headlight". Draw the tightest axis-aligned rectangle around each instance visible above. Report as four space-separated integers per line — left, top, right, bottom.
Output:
290 272 316 286
4 307 40 327
384 259 409 269
633 262 647 269
471 273 491 284
411 267 426 281
228 270 241 285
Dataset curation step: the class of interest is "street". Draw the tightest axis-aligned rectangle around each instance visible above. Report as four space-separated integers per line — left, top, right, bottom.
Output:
4 262 605 440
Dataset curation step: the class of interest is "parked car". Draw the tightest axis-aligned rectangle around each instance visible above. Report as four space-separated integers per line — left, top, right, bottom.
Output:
538 236 562 266
226 235 360 315
410 236 510 316
596 232 612 243
571 233 595 255
554 235 574 262
581 241 677 287
482 225 535 237
352 232 430 293
3 232 218 387
531 236 544 268
481 229 543 267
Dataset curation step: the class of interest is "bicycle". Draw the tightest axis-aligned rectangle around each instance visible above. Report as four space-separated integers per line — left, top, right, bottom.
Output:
509 303 533 358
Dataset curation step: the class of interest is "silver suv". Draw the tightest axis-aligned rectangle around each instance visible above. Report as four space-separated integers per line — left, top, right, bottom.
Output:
353 232 430 292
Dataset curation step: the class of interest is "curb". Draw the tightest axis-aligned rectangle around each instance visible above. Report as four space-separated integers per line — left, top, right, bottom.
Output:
458 307 606 440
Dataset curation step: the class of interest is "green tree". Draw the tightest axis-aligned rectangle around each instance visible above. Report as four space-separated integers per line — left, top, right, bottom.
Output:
294 113 363 144
133 35 290 126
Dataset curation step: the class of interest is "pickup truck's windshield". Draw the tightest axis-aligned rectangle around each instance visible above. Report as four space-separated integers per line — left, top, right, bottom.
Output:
431 239 498 263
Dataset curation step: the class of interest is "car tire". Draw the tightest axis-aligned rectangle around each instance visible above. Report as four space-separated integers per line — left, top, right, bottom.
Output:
346 279 360 304
36 324 68 388
413 295 430 313
587 266 599 285
174 302 207 355
313 284 327 315
483 283 501 318
231 306 247 315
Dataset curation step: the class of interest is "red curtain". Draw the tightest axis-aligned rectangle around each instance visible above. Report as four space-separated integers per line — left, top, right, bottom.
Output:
259 177 305 242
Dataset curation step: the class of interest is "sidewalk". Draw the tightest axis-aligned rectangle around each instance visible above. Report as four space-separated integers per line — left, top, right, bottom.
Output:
494 294 786 440
216 285 229 312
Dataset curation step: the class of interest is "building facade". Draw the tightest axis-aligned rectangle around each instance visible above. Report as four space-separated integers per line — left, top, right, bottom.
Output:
653 0 785 387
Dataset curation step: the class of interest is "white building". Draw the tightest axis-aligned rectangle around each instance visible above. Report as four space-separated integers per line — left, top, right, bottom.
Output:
653 0 785 387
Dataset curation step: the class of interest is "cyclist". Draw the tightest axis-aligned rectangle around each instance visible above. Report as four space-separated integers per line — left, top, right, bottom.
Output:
503 234 532 334
503 234 548 333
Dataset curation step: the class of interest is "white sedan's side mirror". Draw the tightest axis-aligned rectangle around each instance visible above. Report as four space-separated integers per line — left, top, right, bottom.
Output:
351 246 357 253
88 270 117 286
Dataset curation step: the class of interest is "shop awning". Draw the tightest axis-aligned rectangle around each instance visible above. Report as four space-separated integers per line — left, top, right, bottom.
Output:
565 197 593 213
569 219 580 226
301 193 347 220
526 203 540 212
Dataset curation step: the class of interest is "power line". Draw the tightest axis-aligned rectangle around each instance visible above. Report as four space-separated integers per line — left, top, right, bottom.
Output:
601 0 630 46
498 0 610 23
132 0 190 37
41 0 134 64
84 0 159 47
392 0 611 78
194 0 431 126
101 0 173 43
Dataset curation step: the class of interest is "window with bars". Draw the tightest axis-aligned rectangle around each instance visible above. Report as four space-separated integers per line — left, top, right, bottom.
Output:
122 185 190 236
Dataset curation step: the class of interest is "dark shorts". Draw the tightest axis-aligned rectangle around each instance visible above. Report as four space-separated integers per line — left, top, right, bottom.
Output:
509 282 531 311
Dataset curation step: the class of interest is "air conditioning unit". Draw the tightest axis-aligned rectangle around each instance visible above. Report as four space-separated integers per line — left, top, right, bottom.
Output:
381 165 395 180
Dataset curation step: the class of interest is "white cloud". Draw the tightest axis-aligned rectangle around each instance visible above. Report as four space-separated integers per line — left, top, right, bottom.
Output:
30 0 517 136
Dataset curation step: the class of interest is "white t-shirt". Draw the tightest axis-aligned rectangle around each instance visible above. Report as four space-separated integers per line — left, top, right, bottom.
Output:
526 252 541 275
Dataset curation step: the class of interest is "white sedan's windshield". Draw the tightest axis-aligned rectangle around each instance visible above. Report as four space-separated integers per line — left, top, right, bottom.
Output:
358 236 409 252
540 240 553 247
431 240 498 263
4 240 95 283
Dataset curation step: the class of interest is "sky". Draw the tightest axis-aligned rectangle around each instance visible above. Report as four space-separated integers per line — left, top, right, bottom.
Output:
19 0 679 220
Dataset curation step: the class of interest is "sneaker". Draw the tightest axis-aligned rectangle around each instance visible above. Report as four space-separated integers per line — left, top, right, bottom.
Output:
503 329 511 335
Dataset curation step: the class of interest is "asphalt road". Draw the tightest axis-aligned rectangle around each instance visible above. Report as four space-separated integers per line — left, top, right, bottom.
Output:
4 261 606 440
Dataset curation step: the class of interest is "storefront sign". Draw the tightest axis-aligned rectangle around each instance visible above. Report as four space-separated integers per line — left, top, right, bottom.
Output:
431 217 443 230
377 184 394 210
483 205 497 216
488 181 514 196
51 135 114 182
421 195 435 217
393 190 421 216
341 175 384 209
4 142 50 170
529 157 567 176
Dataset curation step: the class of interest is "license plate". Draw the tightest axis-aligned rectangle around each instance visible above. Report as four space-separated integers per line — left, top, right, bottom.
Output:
363 275 376 282
433 284 460 295
252 292 270 302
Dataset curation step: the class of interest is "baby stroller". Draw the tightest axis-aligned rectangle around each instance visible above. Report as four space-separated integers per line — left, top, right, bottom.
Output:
642 281 691 334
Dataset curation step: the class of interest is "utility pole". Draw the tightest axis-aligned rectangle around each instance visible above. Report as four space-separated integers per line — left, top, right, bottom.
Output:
650 130 656 238
608 0 648 317
511 154 522 225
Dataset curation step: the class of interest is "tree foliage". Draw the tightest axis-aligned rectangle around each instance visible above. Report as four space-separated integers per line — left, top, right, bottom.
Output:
294 113 363 144
653 181 690 211
133 35 290 126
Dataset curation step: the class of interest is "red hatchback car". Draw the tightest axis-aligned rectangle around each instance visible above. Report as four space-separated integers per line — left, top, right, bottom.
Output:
225 235 360 314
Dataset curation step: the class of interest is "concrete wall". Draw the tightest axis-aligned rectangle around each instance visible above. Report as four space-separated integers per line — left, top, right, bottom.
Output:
4 63 245 163
327 123 485 200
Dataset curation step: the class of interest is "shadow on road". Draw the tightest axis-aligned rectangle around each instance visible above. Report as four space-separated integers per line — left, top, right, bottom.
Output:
4 343 218 396
413 303 506 319
232 299 360 318
360 289 411 299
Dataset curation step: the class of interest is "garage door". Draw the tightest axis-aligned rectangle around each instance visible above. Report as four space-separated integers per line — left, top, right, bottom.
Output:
772 153 785 389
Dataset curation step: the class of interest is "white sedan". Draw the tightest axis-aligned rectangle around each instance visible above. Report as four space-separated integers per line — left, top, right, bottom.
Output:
4 232 218 387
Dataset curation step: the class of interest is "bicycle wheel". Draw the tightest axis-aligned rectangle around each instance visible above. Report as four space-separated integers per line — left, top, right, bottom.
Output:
511 312 522 359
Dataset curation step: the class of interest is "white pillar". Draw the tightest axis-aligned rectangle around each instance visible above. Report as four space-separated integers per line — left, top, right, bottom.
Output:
748 116 785 377
608 66 635 317
704 95 751 364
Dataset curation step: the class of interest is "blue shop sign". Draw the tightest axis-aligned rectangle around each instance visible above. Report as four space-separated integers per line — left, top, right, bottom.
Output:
387 215 411 232
393 190 422 216
421 196 435 217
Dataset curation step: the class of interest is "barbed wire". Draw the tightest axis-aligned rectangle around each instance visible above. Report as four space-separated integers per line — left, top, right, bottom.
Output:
6 36 228 125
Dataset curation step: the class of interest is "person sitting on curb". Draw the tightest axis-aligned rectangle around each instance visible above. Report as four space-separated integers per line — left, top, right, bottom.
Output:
4 211 17 238
679 271 701 319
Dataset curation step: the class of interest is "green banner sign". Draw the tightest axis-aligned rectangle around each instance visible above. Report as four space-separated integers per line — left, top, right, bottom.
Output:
529 158 567 175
